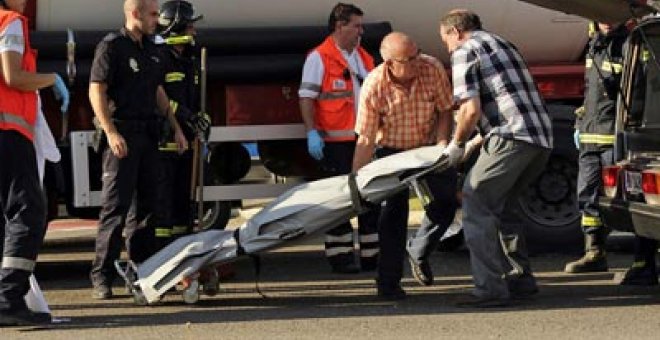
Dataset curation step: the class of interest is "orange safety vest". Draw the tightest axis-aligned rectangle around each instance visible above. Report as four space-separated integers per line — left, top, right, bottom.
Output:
0 10 37 141
314 36 374 142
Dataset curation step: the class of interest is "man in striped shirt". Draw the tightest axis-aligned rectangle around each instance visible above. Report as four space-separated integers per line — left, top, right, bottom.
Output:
353 32 458 300
439 9 553 307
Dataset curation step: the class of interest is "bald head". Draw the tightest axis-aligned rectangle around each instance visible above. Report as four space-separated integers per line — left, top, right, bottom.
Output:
124 0 160 36
380 32 417 62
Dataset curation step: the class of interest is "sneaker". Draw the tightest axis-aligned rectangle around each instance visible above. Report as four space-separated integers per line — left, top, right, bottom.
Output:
507 273 539 299
408 256 433 286
0 307 52 327
91 284 113 300
564 250 608 273
617 262 659 286
454 294 511 308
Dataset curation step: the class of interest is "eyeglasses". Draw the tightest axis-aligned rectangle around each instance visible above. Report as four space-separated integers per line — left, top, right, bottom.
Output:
391 49 422 64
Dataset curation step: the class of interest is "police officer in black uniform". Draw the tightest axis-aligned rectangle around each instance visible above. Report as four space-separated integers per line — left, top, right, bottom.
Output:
152 0 210 248
88 0 188 300
565 22 659 284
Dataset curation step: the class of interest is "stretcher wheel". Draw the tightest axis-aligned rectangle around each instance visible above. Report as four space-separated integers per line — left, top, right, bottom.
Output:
182 279 200 304
133 291 149 306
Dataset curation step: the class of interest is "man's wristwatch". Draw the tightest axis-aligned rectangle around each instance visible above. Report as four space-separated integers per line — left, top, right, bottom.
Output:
455 140 466 148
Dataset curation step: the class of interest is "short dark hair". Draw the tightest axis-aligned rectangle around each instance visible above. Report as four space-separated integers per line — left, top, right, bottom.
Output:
328 3 363 33
440 9 482 33
0 0 7 9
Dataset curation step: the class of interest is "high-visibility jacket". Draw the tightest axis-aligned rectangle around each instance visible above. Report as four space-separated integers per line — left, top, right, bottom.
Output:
0 10 37 141
578 23 628 152
314 36 374 142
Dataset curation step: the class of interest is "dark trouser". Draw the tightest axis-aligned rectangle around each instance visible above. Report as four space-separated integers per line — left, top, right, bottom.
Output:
90 132 160 287
577 148 613 237
462 136 551 298
153 150 193 249
372 147 458 286
321 141 379 267
0 130 46 311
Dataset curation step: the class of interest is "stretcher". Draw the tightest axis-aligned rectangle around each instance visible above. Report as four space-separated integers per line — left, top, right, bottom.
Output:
117 145 450 304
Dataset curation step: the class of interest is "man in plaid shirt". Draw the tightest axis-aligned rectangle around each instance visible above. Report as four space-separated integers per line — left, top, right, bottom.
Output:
439 9 553 307
353 32 459 300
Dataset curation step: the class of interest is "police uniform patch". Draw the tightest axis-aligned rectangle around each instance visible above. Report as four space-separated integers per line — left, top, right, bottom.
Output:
332 79 346 90
129 58 140 72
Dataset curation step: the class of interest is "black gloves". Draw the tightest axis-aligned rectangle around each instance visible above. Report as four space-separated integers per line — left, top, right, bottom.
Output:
187 112 211 141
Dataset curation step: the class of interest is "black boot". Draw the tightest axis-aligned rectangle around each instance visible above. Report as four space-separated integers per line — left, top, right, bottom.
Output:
619 236 658 286
328 253 359 274
565 232 608 273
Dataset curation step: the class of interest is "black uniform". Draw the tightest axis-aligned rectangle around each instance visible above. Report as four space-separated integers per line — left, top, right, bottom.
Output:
153 42 200 247
89 28 165 288
576 24 627 237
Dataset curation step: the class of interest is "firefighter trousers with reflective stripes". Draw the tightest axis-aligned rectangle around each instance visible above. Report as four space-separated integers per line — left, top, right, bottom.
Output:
0 130 46 310
462 136 550 299
368 147 459 285
131 150 193 251
577 148 613 235
320 141 379 266
90 132 161 287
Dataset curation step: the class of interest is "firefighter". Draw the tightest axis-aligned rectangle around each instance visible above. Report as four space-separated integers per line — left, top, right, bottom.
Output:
88 0 188 300
153 0 210 249
564 22 626 274
563 22 660 280
0 0 69 326
299 2 378 274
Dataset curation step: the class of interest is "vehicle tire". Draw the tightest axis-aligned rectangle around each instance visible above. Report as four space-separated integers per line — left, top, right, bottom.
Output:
516 154 582 252
197 200 232 230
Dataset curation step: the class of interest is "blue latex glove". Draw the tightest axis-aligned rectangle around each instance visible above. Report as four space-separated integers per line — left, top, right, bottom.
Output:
573 129 580 149
52 74 70 114
306 129 325 161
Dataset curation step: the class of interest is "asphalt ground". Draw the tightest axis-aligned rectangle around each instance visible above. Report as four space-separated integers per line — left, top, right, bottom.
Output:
4 212 660 339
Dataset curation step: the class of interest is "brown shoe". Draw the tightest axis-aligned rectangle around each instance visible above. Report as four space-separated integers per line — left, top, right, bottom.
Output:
91 284 113 300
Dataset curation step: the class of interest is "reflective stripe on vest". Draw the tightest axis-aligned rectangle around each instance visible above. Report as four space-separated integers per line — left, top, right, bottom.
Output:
317 90 353 100
0 112 35 136
579 133 615 145
155 228 172 238
300 82 321 93
585 59 622 74
602 61 623 74
582 214 603 227
159 142 179 152
172 226 189 235
2 256 35 272
165 72 185 83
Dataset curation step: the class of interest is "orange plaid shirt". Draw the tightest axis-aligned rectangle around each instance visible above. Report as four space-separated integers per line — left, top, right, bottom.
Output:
355 54 453 150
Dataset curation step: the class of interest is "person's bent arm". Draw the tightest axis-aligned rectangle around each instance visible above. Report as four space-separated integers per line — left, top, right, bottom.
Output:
452 97 481 144
352 135 375 172
0 50 56 91
89 81 127 158
157 85 188 152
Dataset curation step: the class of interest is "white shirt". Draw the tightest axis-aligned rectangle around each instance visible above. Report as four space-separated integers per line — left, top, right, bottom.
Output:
0 19 25 54
299 46 369 114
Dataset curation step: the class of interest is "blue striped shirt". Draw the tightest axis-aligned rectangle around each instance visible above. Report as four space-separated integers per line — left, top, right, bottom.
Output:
451 31 553 149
